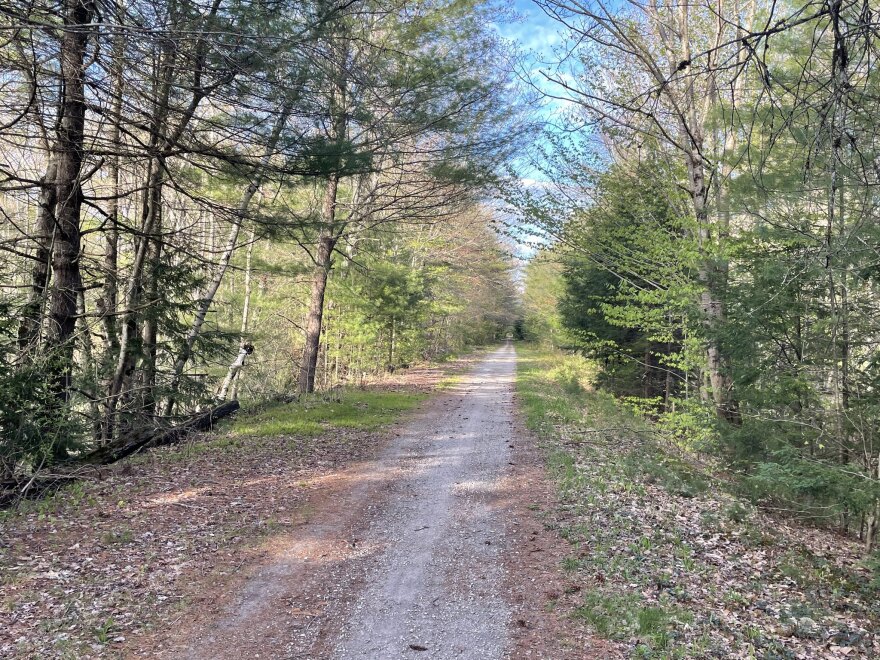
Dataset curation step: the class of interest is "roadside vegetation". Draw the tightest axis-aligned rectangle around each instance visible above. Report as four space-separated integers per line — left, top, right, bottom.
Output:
511 0 880 557
508 1 880 655
517 344 879 658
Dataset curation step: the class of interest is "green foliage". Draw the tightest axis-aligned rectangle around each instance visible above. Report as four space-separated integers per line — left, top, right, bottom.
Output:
745 447 880 522
545 353 597 395
230 389 427 437
520 252 567 344
516 347 610 434
0 0 526 480
575 591 683 651
524 158 703 417
0 311 82 477
517 124 880 540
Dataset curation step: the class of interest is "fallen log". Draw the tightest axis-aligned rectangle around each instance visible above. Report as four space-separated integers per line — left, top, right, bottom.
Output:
82 400 240 465
0 401 241 508
0 475 78 508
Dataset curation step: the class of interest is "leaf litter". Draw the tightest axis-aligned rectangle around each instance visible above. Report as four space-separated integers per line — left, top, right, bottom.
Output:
539 418 880 659
0 363 473 659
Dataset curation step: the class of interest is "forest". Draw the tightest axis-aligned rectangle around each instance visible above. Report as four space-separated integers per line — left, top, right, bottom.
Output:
0 0 522 482
4 0 880 655
516 0 880 553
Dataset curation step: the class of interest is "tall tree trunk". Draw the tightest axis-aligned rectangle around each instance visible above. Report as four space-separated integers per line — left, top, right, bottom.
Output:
298 191 339 394
647 0 740 424
826 0 852 531
107 160 164 435
17 160 57 356
297 34 347 394
140 218 163 417
47 0 95 401
98 9 125 363
686 143 738 423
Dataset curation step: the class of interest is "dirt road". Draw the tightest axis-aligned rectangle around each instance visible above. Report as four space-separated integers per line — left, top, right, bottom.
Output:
330 344 515 658
162 343 585 659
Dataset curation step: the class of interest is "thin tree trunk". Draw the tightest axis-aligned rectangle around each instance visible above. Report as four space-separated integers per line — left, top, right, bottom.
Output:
99 9 125 361
218 343 252 401
230 228 256 401
323 320 330 391
17 160 57 355
140 218 162 417
77 289 102 440
107 160 164 431
866 453 880 554
164 106 290 414
827 0 851 532
105 0 225 436
388 316 395 369
298 206 339 393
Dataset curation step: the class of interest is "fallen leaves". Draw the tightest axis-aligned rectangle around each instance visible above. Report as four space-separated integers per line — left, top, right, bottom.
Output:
541 421 880 658
0 429 387 658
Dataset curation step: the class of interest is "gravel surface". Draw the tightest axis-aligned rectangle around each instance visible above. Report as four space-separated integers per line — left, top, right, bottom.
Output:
163 344 520 659
331 343 516 659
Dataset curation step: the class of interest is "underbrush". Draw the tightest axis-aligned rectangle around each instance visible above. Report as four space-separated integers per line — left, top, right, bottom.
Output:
516 344 879 658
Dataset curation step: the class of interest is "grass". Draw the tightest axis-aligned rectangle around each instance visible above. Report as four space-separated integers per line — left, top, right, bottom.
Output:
516 343 880 657
435 373 464 390
575 591 686 651
93 616 115 644
229 389 428 437
516 344 713 655
517 347 634 435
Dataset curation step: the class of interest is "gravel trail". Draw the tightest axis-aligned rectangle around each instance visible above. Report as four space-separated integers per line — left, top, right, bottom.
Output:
331 342 516 659
170 344 520 659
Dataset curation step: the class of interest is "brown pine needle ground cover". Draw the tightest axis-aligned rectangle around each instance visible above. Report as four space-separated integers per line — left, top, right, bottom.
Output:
0 359 476 660
517 345 879 659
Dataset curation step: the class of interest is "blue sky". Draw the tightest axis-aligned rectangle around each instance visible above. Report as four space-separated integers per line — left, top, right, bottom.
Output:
489 0 592 257
492 0 586 184
497 0 562 60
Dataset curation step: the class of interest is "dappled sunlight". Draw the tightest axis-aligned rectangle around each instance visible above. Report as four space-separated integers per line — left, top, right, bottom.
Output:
146 486 211 507
181 345 519 658
451 478 507 496
235 474 288 489
261 533 386 565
